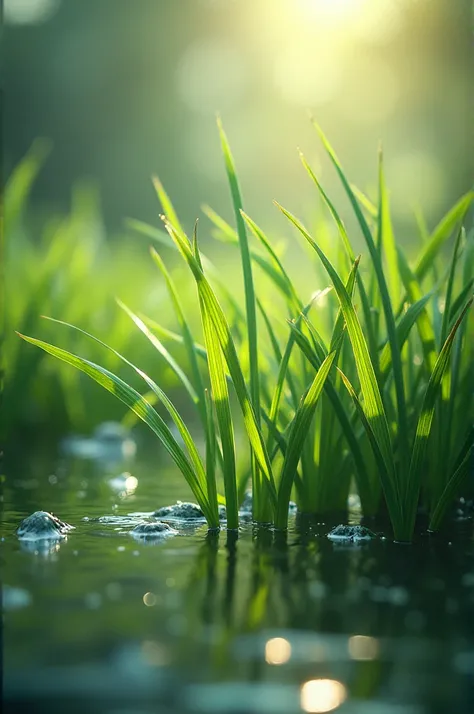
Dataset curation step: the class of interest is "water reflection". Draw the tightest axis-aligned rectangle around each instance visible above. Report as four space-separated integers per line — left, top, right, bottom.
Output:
4 469 474 714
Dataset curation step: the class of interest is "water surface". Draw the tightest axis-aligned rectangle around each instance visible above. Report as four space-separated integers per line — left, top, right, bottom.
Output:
3 443 474 714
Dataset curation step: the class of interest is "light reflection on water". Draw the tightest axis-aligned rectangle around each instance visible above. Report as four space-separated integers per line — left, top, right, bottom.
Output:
3 446 474 713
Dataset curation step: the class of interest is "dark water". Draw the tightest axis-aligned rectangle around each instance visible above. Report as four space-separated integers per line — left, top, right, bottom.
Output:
3 439 474 714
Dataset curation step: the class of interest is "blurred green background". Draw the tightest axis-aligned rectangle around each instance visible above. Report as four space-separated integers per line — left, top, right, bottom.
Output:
4 0 474 444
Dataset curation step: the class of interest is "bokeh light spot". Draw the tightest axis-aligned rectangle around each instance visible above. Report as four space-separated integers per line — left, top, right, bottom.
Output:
5 0 60 25
348 635 379 661
265 637 292 665
301 679 347 713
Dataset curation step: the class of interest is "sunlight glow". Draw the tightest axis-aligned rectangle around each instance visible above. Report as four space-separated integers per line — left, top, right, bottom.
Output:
296 0 403 42
299 0 364 22
301 679 347 713
265 637 292 665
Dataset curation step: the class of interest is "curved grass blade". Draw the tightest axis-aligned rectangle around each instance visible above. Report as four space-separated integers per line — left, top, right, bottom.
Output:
17 332 215 524
299 150 379 372
39 315 211 508
379 293 432 381
150 248 207 423
414 191 474 283
241 211 302 314
138 316 207 359
276 202 396 483
117 299 199 406
163 217 277 512
275 352 336 529
308 127 409 478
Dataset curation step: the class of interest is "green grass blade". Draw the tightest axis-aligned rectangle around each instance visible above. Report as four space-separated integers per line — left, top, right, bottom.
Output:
414 191 474 283
396 244 438 373
449 278 474 325
39 316 212 510
204 389 218 519
379 293 432 381
428 442 474 532
290 322 377 515
440 227 464 346
138 316 207 359
299 150 380 375
125 218 174 251
202 204 238 243
309 126 409 477
351 184 378 218
277 202 398 507
18 332 215 523
5 138 52 228
337 367 399 526
117 299 199 405
275 352 336 529
200 296 238 529
150 248 207 425
217 118 260 418
378 149 400 306
163 217 277 514
405 298 473 538
241 211 302 314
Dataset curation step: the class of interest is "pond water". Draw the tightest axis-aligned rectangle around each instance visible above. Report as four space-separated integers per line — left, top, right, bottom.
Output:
3 436 474 714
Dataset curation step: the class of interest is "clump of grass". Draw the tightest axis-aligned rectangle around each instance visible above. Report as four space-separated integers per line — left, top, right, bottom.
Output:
18 120 473 541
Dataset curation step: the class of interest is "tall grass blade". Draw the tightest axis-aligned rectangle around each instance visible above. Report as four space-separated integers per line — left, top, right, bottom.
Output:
277 203 398 514
275 352 336 529
404 298 473 539
163 217 277 513
309 126 409 478
299 150 379 372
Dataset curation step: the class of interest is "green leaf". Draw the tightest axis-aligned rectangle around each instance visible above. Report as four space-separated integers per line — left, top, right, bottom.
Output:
18 331 216 525
414 191 474 283
163 216 277 515
428 440 474 532
299 150 380 378
276 203 398 514
275 352 336 529
379 293 432 382
117 299 199 406
309 126 409 479
404 298 473 539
